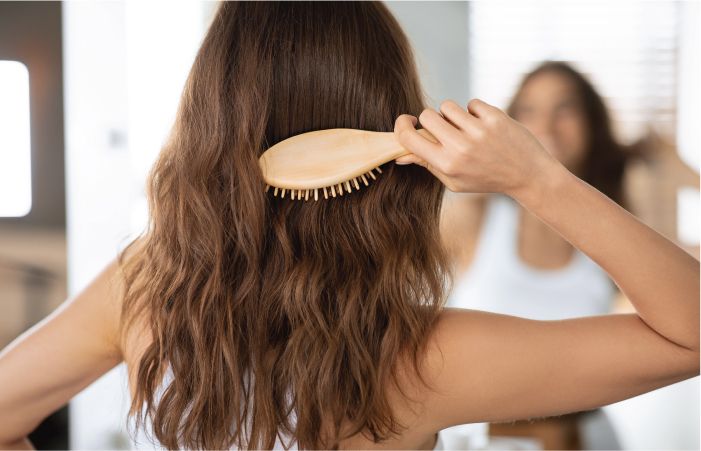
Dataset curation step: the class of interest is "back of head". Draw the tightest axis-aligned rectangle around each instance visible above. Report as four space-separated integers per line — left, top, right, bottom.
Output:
119 2 449 449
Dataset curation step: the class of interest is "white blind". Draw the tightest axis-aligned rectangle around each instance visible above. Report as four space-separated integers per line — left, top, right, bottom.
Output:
467 0 679 145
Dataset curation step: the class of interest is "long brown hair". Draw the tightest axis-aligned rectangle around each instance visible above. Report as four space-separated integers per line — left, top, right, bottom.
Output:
507 61 639 209
118 2 449 449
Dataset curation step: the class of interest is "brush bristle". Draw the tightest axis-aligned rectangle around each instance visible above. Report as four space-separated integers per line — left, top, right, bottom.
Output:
267 166 384 200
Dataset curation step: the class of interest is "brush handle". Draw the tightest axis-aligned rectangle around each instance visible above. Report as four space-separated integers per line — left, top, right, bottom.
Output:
260 127 441 192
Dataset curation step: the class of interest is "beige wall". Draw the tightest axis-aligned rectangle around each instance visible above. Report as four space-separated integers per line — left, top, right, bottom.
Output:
0 225 66 347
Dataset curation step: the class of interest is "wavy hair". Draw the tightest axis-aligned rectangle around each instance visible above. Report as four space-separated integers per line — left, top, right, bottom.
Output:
118 2 449 449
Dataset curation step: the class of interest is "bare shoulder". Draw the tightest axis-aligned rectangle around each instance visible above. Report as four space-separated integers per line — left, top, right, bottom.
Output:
411 307 699 433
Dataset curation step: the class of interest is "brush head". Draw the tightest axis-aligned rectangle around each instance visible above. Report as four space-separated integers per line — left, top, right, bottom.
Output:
259 128 433 201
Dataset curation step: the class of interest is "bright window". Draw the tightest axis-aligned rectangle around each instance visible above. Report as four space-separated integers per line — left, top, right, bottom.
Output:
0 60 32 217
468 1 699 248
467 1 679 144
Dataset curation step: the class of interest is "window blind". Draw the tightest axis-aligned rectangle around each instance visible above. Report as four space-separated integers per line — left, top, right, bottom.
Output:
467 0 679 145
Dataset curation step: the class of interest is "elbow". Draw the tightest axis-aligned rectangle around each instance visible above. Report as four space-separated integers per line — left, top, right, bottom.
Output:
693 350 701 377
687 326 700 371
682 347 700 378
0 437 34 450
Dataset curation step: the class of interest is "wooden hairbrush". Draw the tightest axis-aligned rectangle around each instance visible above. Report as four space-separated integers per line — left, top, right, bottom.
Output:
259 128 436 201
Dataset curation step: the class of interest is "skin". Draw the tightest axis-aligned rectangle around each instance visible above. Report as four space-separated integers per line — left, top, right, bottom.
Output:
429 71 593 275
1 99 699 449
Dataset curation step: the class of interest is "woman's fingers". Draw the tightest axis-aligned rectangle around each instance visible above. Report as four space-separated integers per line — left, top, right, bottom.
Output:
394 114 455 184
394 98 554 195
466 98 501 120
439 99 482 136
394 114 442 164
417 108 465 150
395 153 426 166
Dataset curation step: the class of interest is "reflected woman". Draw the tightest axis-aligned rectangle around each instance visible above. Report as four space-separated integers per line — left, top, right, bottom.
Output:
439 61 643 449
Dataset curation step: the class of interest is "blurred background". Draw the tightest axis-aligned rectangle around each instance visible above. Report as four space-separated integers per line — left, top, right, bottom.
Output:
0 1 698 449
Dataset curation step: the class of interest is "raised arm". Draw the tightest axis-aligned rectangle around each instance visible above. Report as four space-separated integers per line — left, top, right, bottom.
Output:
0 259 125 448
393 99 699 431
396 98 699 353
515 148 698 350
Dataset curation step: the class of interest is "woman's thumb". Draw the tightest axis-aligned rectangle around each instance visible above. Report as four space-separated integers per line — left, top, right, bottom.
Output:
395 154 425 166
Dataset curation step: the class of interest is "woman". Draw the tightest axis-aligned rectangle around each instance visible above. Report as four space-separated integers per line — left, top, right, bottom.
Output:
0 3 698 450
434 61 640 448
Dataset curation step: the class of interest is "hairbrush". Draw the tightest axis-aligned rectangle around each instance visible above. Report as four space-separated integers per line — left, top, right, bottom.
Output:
259 128 436 201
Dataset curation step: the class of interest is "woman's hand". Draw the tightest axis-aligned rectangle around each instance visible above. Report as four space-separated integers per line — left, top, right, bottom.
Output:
394 99 562 199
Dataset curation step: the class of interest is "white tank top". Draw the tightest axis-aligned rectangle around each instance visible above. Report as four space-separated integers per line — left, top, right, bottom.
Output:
434 194 616 449
446 193 616 319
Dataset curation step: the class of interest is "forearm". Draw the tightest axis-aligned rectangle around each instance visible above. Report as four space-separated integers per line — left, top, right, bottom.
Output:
0 437 34 450
512 160 700 352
